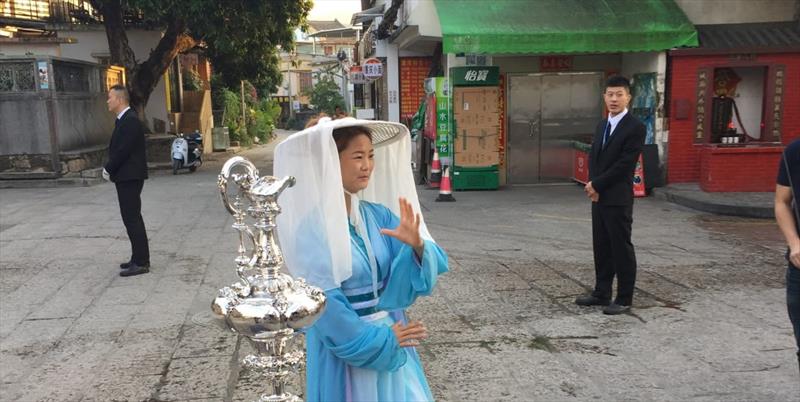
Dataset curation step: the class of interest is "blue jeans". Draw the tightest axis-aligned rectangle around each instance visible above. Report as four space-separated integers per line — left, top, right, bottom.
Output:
787 264 800 356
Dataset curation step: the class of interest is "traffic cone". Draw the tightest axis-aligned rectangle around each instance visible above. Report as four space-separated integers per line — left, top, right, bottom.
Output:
429 151 442 188
436 166 455 202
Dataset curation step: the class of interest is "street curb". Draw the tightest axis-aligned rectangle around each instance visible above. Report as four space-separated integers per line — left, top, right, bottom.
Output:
0 177 107 189
0 164 175 189
653 187 774 219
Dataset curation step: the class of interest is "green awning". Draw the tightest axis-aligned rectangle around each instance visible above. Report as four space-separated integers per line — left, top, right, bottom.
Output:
434 0 698 54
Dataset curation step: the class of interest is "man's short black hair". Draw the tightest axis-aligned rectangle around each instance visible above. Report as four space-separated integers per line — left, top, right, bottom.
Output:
605 75 631 92
109 84 130 103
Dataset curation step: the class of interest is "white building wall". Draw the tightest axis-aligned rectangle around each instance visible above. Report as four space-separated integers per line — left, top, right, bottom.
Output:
405 0 442 37
0 42 61 56
59 28 168 128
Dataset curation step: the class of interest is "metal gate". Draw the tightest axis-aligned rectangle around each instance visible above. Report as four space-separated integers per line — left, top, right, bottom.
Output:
507 72 603 184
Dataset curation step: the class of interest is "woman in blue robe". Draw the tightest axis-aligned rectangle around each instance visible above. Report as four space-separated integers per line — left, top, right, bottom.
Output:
275 120 448 402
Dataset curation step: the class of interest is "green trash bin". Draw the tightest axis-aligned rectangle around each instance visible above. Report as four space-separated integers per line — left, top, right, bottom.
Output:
452 165 499 190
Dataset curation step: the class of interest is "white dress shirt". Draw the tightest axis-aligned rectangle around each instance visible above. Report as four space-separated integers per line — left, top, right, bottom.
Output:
117 106 131 120
606 108 628 137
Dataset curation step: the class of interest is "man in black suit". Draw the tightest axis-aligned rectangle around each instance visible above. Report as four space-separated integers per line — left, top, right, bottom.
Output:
103 84 150 277
575 76 645 315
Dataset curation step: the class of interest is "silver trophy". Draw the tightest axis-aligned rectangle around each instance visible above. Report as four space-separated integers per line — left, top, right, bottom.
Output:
212 156 327 402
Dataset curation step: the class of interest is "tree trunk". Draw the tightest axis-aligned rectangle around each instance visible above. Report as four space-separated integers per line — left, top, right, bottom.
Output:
93 0 195 131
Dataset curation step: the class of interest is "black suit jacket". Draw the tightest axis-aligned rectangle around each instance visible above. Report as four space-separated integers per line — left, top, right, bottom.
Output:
588 113 646 206
105 109 148 182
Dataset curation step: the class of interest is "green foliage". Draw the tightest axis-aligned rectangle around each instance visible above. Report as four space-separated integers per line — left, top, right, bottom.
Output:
307 75 345 116
96 0 313 96
187 0 313 94
182 69 203 91
247 99 282 143
218 81 281 145
220 88 244 143
210 73 226 110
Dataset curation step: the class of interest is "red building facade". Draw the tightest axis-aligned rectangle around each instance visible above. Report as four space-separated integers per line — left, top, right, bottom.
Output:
667 23 800 192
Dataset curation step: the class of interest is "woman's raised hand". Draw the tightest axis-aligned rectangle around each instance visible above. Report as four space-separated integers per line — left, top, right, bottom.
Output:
380 197 423 249
391 320 427 347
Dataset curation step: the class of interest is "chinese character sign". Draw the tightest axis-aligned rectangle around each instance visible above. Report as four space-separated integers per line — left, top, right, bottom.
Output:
450 66 500 87
363 58 383 80
434 77 451 161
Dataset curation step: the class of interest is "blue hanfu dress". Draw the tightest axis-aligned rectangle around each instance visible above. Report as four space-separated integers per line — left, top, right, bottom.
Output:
305 201 448 402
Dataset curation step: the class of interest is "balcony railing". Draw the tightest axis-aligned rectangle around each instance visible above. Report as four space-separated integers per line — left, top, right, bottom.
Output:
2 0 145 25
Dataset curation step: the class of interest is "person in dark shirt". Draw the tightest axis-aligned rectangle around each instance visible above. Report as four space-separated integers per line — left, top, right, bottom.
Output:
775 138 800 375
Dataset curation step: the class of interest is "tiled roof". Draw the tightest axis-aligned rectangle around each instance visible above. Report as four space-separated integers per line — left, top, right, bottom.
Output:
696 21 800 49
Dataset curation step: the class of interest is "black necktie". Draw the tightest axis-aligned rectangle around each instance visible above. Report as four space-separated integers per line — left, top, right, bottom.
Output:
602 122 612 149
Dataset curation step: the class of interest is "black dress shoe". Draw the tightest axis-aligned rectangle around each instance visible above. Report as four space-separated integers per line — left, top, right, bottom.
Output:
575 294 611 306
602 303 631 315
120 260 132 269
120 263 150 277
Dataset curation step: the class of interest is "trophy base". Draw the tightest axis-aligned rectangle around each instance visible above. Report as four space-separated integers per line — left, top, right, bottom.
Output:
258 393 301 402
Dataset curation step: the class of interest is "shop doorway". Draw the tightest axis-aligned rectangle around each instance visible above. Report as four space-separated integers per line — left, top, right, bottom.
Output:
507 72 603 184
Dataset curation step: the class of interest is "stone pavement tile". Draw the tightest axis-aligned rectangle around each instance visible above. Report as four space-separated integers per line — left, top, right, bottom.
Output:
8 338 117 402
0 262 78 329
172 323 237 359
482 271 532 292
0 266 28 297
493 345 601 400
0 347 49 386
532 273 593 300
28 269 114 321
449 300 528 329
710 287 789 331
93 284 150 306
445 257 501 276
155 356 231 400
436 275 503 304
422 342 511 384
432 374 519 402
101 340 175 376
46 237 114 261
1 317 73 353
634 268 694 304
64 303 140 337
80 374 162 402
0 238 48 262
496 289 573 319
160 254 209 278
128 309 187 331
557 350 667 401
524 314 607 339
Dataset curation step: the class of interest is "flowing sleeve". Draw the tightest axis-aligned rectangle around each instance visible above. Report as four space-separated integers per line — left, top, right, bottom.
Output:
367 204 448 311
308 288 408 371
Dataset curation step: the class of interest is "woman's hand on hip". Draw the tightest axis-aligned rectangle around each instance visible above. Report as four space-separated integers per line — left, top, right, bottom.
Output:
391 320 427 347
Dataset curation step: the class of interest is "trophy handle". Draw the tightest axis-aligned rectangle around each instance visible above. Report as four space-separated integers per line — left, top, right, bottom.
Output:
218 156 259 216
234 224 259 282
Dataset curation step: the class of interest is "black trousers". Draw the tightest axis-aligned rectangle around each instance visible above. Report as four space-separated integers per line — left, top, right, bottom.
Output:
115 180 150 265
591 203 637 305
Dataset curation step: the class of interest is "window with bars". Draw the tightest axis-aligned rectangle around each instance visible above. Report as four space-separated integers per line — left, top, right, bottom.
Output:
0 62 36 92
53 60 89 92
299 71 313 94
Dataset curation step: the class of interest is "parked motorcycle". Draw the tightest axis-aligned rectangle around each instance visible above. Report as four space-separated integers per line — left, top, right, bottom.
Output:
171 130 203 174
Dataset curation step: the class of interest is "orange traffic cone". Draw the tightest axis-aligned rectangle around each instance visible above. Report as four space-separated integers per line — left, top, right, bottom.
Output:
436 166 455 202
429 151 441 188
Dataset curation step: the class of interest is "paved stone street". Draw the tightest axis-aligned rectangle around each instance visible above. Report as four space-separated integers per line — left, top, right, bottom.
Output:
1 130 798 401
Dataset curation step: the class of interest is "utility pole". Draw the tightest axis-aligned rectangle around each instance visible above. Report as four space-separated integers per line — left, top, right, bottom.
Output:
288 53 295 120
240 80 247 137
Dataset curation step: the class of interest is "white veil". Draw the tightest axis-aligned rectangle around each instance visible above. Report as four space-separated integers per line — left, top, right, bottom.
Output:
274 117 433 291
